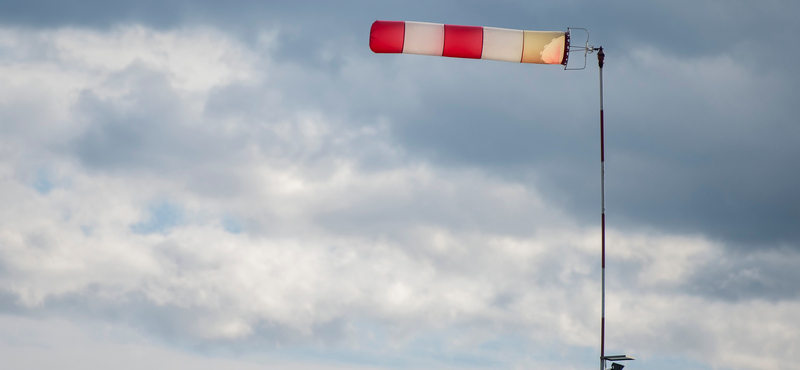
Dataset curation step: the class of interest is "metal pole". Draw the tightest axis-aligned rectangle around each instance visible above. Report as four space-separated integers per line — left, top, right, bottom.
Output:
597 46 606 370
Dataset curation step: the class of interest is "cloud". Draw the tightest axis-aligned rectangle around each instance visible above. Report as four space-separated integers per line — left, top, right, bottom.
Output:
0 12 798 370
6 0 793 249
605 46 800 246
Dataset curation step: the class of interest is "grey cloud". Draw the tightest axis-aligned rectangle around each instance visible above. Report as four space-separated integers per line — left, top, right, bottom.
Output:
72 65 220 172
683 248 800 302
0 0 187 29
609 241 800 303
47 292 347 349
5 0 797 62
70 48 800 249
377 50 800 249
603 53 800 247
5 0 796 290
65 64 255 198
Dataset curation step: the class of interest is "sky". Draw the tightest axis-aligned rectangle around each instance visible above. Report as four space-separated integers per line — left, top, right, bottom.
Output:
0 1 798 369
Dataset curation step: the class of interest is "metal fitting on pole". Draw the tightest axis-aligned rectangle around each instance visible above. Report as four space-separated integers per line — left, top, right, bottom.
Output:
597 47 605 68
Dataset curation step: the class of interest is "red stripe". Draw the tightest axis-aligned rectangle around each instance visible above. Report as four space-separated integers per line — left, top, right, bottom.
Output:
442 24 483 59
370 21 405 54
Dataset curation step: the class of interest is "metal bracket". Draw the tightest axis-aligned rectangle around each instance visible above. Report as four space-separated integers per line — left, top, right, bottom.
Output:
564 27 595 70
603 355 635 361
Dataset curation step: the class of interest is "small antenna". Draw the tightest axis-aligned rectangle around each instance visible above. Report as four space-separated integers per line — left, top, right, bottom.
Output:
564 28 594 70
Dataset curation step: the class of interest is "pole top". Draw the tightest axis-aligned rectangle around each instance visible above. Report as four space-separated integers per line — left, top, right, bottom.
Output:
597 47 605 68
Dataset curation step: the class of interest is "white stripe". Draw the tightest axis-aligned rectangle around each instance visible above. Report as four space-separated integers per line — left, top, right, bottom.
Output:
402 21 444 56
481 27 523 63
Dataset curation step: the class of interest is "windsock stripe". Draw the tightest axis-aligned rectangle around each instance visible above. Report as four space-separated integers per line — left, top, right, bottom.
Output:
442 24 483 59
369 20 404 54
522 30 565 64
370 20 567 65
403 21 444 56
482 27 523 63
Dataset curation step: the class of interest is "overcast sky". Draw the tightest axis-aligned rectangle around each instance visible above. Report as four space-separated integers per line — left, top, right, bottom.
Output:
1 1 799 370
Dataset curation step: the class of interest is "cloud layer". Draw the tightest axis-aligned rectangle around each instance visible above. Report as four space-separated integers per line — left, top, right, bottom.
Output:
0 2 799 369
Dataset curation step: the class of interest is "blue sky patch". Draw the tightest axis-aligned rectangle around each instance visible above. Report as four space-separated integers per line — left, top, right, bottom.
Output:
32 169 53 194
221 215 243 234
130 202 183 235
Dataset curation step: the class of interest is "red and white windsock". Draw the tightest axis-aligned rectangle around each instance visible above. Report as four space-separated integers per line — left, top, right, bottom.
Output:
370 20 569 65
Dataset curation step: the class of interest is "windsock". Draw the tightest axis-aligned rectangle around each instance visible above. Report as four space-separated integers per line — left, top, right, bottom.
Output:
370 20 569 65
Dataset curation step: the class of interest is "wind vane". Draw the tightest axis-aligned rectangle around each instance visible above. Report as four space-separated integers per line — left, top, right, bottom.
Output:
370 20 633 370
